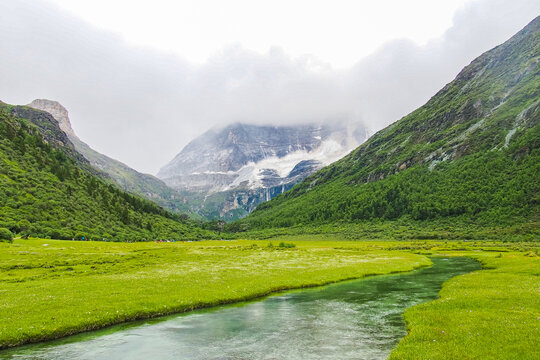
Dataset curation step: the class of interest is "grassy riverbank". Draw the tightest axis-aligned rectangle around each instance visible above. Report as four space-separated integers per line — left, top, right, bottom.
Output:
0 238 430 349
390 249 540 359
1 238 538 357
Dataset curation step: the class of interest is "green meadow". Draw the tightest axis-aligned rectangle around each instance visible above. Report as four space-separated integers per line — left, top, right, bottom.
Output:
1 237 538 359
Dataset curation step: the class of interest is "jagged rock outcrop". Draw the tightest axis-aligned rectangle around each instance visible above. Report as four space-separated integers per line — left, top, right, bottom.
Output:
27 99 78 139
9 104 87 166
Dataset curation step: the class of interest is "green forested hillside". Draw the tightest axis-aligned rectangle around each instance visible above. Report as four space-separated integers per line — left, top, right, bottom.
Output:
66 133 201 218
0 104 215 241
240 17 540 235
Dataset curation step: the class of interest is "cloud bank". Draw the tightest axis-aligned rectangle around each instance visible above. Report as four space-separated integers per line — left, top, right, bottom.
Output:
0 0 538 174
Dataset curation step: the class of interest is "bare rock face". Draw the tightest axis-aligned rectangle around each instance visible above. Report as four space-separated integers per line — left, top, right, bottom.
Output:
9 104 84 163
158 121 370 219
27 99 78 139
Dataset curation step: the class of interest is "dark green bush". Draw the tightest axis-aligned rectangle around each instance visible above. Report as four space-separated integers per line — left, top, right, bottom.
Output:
0 228 13 243
278 242 296 248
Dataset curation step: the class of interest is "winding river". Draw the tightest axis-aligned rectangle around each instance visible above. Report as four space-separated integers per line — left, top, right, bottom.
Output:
0 257 480 359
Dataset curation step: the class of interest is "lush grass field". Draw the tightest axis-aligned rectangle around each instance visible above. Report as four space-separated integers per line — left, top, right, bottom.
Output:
390 249 540 360
0 238 430 349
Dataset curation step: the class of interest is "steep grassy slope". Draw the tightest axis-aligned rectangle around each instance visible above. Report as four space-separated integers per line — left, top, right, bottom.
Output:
0 104 214 241
68 134 199 218
240 17 540 234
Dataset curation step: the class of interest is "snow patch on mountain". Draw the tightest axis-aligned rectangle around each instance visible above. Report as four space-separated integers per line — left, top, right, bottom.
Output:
226 139 350 191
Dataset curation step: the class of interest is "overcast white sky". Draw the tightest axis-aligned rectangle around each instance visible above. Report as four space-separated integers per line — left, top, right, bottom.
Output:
47 0 471 69
0 0 539 174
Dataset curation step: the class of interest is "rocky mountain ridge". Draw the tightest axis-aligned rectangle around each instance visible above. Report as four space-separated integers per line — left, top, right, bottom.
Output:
25 99 369 220
27 99 196 217
158 122 369 219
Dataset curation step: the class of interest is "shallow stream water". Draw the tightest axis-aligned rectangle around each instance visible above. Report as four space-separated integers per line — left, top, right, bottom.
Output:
0 257 480 359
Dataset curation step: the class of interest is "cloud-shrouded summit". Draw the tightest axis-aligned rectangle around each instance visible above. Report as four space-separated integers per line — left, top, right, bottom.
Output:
0 0 538 174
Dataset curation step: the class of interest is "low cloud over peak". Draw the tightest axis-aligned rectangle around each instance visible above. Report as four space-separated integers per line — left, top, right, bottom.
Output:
1 0 538 174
